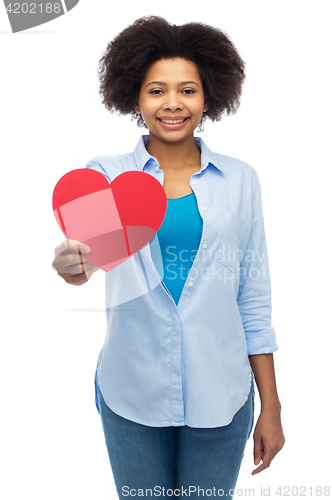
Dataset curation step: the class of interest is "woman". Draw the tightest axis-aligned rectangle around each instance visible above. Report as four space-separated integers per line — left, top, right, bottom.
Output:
53 16 285 499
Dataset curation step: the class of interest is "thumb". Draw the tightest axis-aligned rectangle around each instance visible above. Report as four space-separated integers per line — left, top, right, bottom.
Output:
79 243 91 254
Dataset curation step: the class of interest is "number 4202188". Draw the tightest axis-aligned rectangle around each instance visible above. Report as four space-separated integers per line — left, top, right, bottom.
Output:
6 3 62 14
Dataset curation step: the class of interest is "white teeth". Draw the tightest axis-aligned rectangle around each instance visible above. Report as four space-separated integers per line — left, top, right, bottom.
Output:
159 119 187 124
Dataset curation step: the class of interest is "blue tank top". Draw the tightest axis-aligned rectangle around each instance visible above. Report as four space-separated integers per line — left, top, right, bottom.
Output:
152 192 203 305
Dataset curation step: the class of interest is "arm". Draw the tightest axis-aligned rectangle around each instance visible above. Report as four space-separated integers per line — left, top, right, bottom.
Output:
249 353 280 411
236 171 284 474
249 353 285 475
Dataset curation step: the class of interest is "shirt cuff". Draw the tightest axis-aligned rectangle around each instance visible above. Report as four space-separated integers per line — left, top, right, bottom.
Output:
245 327 279 355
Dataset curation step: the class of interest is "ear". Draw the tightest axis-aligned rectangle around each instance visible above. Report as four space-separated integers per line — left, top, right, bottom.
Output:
134 102 140 114
203 100 209 113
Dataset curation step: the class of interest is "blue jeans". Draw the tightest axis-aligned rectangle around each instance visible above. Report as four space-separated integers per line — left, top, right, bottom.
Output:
98 386 253 499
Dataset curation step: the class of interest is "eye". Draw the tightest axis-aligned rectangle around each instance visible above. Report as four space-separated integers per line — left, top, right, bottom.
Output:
182 88 196 94
149 89 163 95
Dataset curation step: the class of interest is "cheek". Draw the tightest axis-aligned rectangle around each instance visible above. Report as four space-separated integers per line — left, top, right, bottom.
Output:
142 108 159 124
139 99 153 116
192 97 206 111
192 103 206 118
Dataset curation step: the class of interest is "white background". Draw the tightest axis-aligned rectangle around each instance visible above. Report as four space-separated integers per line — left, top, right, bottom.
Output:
1 1 331 498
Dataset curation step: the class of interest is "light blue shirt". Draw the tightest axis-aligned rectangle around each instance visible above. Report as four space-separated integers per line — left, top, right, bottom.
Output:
87 135 278 429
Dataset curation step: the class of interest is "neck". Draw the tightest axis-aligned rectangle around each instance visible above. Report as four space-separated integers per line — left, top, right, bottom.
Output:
145 133 201 171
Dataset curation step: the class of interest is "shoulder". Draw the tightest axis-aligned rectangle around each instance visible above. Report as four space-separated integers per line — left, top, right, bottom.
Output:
215 152 258 182
199 138 258 184
207 154 260 199
85 151 136 183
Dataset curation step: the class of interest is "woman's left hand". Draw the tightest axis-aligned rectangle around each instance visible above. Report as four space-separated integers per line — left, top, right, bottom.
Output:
251 408 285 475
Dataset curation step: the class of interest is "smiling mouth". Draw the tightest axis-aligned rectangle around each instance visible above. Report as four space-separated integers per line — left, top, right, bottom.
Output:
158 118 188 124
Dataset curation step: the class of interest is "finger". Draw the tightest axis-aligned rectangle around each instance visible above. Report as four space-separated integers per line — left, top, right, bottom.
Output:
253 437 264 467
251 450 273 475
67 262 96 276
59 272 88 286
74 275 89 286
53 253 94 274
73 265 99 284
54 239 91 258
54 252 92 267
53 261 95 277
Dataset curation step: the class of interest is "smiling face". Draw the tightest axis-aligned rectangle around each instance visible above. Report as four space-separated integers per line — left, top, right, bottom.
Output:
134 58 209 145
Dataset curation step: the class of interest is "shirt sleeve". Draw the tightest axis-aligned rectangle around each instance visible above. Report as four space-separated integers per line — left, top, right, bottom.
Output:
85 157 112 183
237 171 279 355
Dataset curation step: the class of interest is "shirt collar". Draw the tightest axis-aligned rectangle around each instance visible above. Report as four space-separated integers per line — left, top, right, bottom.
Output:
133 135 226 174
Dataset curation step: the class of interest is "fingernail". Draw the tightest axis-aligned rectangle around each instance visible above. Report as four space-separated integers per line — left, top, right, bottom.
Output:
83 245 91 253
254 459 260 465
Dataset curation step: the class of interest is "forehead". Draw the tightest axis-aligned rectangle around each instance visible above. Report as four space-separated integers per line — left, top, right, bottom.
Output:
143 58 201 84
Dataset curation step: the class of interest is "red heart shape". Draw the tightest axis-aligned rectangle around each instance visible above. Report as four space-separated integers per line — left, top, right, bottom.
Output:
52 169 167 272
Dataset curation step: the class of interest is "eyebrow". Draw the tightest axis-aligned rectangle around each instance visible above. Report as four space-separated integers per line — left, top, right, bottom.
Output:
145 80 200 88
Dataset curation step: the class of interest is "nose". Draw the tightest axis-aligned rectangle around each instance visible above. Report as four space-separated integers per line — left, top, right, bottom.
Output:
162 91 183 112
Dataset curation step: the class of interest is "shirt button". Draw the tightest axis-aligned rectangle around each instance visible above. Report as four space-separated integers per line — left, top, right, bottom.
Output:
192 180 197 185
201 206 207 211
188 282 193 287
202 243 207 249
